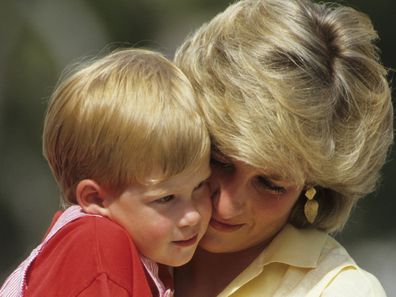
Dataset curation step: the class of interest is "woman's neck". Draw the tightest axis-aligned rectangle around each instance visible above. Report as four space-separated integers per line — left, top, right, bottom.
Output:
174 244 265 297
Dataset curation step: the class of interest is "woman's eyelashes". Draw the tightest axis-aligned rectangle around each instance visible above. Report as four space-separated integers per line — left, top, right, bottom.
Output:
194 179 209 191
255 176 286 194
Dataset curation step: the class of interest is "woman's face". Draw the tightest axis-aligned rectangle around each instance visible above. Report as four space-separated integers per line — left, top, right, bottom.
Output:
200 151 303 253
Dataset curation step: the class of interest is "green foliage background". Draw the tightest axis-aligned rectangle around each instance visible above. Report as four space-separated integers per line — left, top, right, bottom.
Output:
0 0 395 294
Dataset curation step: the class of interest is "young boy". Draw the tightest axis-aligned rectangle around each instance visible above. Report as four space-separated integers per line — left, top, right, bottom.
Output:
0 49 212 297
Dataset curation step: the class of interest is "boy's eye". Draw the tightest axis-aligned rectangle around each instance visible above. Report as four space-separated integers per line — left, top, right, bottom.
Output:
155 195 175 203
255 176 286 194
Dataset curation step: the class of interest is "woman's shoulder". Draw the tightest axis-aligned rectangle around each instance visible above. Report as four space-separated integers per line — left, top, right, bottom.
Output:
320 267 387 297
266 226 386 296
312 236 386 297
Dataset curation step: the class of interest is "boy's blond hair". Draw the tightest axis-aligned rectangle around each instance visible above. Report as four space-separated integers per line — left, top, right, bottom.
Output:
43 48 210 206
175 0 393 232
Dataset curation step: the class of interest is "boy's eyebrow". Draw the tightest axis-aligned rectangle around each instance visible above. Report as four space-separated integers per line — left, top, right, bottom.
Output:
143 188 171 198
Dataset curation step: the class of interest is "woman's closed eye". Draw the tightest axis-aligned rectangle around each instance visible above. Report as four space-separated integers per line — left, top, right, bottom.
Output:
194 179 209 191
254 176 286 194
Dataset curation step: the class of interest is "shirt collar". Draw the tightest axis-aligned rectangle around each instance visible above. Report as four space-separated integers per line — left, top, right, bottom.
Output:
254 224 328 269
216 224 330 297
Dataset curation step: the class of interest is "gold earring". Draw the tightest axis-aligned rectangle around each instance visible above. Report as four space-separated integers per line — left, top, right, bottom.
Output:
304 187 318 224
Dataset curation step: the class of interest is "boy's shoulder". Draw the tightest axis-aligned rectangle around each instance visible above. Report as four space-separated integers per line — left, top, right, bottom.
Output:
52 215 140 259
25 215 149 296
64 215 129 236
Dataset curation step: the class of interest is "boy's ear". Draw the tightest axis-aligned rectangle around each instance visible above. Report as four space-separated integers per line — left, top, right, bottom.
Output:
76 179 112 218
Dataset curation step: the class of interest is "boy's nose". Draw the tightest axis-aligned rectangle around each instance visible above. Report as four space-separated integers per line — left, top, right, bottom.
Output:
179 207 201 227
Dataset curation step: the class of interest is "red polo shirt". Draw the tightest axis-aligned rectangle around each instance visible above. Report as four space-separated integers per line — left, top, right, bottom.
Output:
24 214 153 297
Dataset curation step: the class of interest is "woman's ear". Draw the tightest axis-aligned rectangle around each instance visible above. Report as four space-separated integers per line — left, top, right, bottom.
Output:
76 179 112 218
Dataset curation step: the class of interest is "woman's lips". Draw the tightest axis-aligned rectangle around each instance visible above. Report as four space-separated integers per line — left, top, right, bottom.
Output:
173 235 198 247
209 218 244 232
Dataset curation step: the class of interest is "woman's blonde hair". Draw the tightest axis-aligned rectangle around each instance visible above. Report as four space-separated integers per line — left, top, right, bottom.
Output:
175 0 393 232
43 48 210 206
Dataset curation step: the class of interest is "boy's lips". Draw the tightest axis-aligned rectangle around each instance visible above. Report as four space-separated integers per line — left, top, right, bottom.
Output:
209 218 244 232
172 234 198 247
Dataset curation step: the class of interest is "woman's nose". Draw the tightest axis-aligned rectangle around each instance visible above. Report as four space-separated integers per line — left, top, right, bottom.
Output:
211 179 246 220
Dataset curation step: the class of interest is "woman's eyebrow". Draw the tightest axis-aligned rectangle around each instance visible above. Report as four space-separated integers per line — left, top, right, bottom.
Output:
258 171 284 182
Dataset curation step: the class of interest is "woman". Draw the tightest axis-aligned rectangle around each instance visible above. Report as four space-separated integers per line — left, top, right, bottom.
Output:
173 0 393 296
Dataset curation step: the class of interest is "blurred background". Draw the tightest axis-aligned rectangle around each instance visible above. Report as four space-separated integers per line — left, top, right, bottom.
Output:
0 0 395 294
